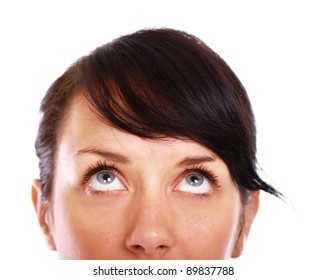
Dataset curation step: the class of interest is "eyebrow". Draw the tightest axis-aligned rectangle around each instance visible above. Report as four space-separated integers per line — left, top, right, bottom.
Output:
175 155 218 168
73 148 131 164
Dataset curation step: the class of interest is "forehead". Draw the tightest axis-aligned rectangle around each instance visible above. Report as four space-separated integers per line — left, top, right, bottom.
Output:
57 95 218 159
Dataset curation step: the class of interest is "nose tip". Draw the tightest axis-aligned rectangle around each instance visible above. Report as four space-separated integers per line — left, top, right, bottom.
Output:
126 231 172 258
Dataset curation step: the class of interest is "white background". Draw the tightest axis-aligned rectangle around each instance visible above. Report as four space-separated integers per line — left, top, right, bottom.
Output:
0 0 325 278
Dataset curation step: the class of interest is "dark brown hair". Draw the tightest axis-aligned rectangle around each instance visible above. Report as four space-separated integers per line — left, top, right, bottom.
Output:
36 28 281 202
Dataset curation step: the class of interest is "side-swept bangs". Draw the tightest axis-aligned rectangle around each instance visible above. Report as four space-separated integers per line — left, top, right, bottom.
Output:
75 29 277 201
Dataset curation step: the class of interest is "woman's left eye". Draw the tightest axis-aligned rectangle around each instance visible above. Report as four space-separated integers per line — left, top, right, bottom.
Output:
176 172 212 194
88 170 126 192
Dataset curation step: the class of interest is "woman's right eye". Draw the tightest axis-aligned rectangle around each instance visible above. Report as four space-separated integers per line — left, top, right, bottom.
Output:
88 170 126 193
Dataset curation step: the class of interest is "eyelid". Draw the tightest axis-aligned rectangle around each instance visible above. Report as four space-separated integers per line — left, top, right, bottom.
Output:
171 166 219 200
181 164 219 188
172 164 220 197
79 160 121 187
80 161 129 196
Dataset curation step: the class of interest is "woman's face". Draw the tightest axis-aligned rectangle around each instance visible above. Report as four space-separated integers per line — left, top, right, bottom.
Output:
32 95 259 259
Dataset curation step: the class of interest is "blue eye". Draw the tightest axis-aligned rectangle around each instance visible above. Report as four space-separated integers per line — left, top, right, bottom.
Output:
185 174 204 187
89 170 125 192
176 172 212 194
96 172 116 184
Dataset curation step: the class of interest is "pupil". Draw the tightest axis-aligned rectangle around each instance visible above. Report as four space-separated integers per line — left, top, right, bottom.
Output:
98 172 114 184
191 176 198 184
187 174 203 186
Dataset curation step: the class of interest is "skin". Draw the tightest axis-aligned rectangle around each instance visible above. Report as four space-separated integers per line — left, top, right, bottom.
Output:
32 95 259 259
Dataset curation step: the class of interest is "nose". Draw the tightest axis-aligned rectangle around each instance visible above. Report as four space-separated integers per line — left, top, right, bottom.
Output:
125 194 175 258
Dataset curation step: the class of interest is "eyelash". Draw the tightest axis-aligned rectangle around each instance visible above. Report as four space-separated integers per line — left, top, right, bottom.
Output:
181 164 219 199
183 164 219 187
79 160 117 187
80 161 219 198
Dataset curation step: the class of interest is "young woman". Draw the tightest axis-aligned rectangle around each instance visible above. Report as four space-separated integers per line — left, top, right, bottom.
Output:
32 28 281 259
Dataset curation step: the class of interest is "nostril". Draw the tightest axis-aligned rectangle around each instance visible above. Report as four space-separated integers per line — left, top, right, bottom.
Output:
132 244 144 251
129 243 169 255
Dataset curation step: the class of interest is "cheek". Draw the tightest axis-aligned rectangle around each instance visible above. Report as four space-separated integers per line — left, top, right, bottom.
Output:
50 190 126 259
175 195 242 259
180 211 238 259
